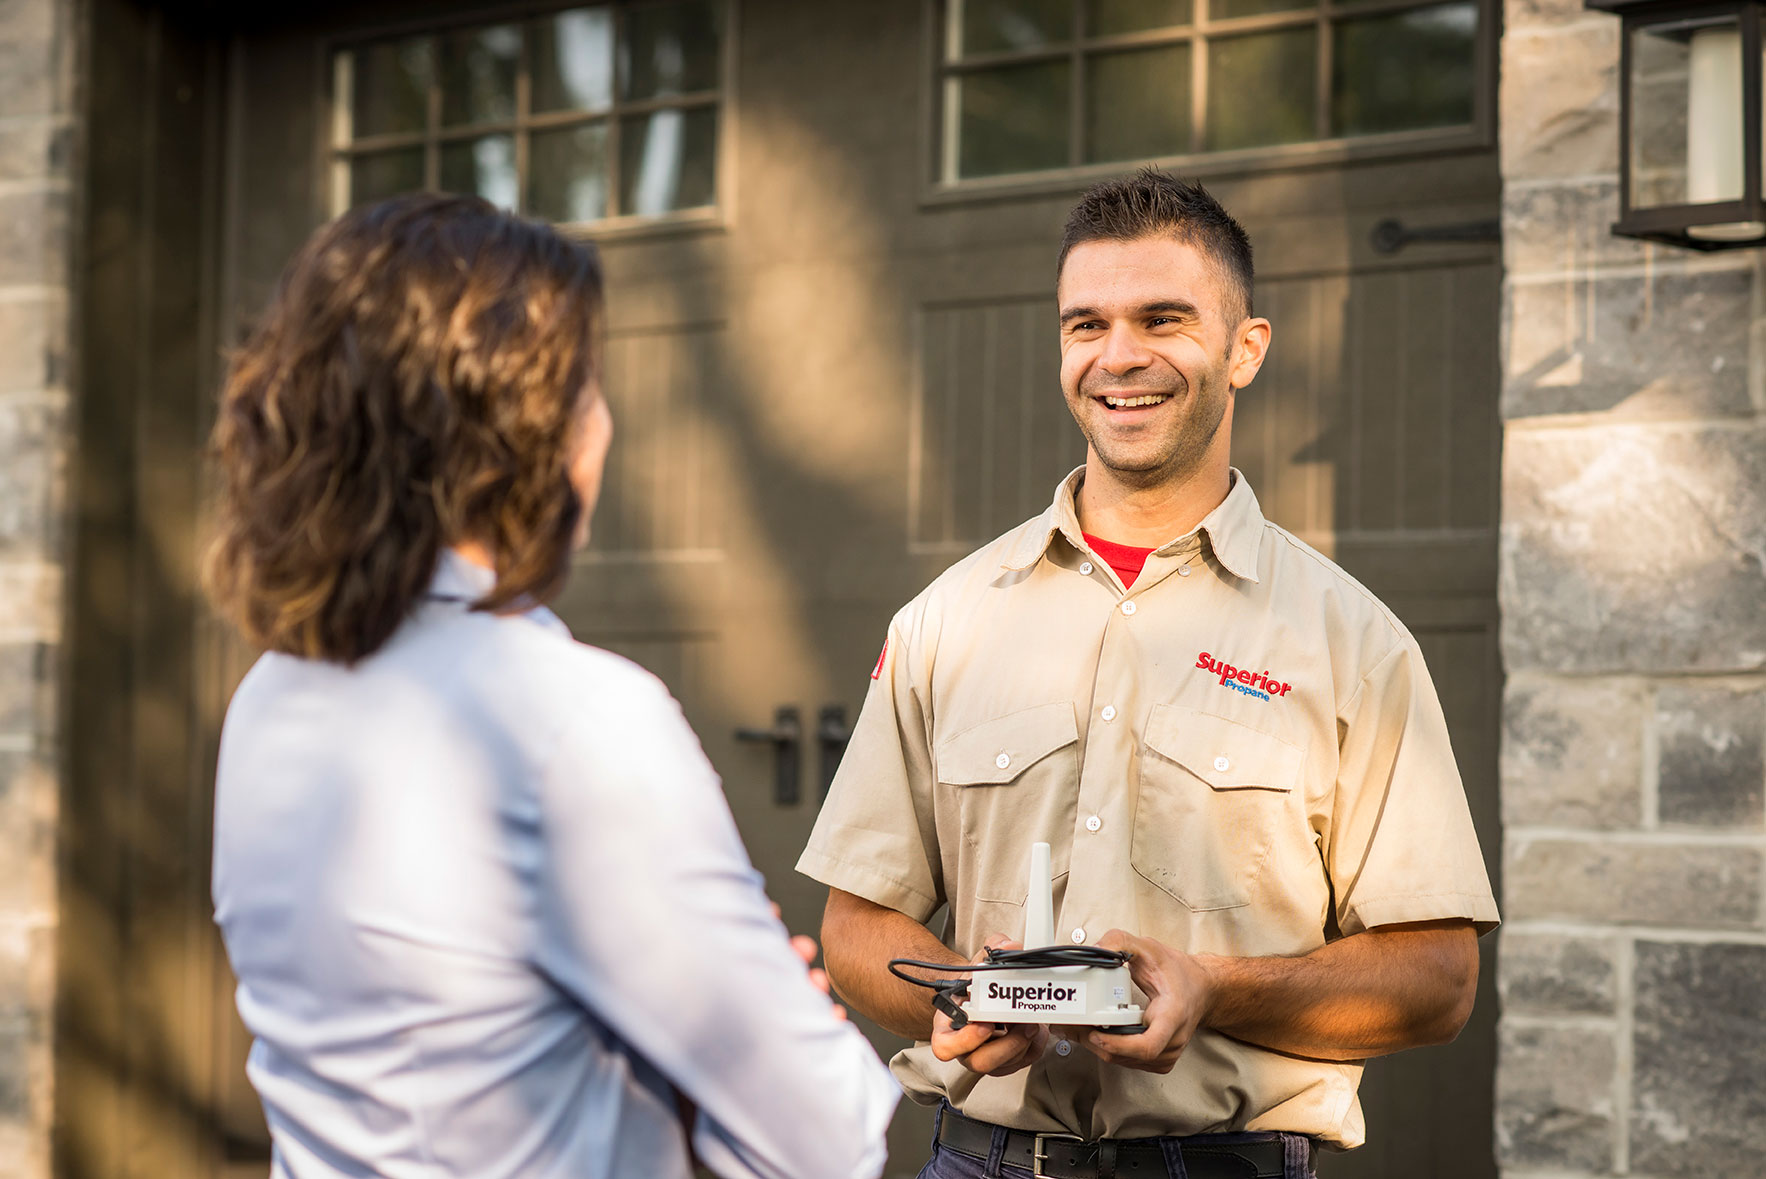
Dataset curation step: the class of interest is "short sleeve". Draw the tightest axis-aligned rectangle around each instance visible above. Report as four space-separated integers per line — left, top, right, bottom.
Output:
1325 637 1500 938
796 611 944 922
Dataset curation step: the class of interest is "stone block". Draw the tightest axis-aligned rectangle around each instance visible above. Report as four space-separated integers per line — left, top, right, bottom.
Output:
1496 1022 1616 1172
0 643 45 735
1506 0 1605 30
1501 22 1620 182
1505 837 1761 927
1504 266 1752 421
0 753 53 914
1501 424 1766 675
0 301 65 393
1631 941 1766 1176
1498 930 1619 1016
0 563 60 641
1503 179 1654 279
1655 684 1766 829
0 0 56 120
0 191 67 288
0 916 50 1015
0 398 61 557
0 119 65 183
1503 676 1642 829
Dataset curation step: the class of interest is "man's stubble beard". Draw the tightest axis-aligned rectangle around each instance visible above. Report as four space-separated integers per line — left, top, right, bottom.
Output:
1076 362 1232 490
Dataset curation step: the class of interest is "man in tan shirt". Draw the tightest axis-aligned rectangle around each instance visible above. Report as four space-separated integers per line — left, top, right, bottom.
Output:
798 169 1498 1179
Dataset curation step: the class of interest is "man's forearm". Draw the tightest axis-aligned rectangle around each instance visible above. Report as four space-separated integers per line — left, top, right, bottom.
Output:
820 888 965 1041
1197 920 1479 1060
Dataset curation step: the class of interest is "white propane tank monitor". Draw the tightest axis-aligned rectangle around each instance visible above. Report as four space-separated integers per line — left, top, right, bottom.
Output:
961 842 1145 1028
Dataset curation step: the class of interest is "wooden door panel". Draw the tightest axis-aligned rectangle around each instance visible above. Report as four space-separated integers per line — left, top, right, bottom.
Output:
912 297 1081 554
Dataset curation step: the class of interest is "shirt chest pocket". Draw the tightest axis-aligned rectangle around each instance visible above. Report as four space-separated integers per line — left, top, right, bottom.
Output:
936 703 1080 906
1131 704 1305 912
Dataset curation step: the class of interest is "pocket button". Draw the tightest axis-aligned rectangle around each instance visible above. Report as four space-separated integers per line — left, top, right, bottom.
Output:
1213 755 1231 772
996 752 1011 770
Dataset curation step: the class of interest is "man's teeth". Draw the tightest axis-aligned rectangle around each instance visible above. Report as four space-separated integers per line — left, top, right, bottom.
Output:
1103 394 1171 408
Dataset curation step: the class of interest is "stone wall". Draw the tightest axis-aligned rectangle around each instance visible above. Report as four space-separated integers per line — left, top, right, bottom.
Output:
1498 2 1766 1176
0 0 74 1176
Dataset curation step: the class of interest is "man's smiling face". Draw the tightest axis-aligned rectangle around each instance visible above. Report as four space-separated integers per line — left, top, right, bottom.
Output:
1057 234 1248 486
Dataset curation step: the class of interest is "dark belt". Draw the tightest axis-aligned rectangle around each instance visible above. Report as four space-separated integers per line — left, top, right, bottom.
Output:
936 1105 1301 1179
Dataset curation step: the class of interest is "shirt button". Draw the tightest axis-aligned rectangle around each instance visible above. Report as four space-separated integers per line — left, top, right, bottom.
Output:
1120 601 1137 617
1080 561 1093 575
1100 705 1117 722
1055 1039 1073 1057
1071 927 1086 943
1214 755 1231 772
996 753 1012 770
1178 566 1192 577
1085 815 1102 833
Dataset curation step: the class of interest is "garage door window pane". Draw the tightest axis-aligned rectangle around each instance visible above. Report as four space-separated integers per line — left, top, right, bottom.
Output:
532 9 615 113
440 135 518 209
1086 44 1190 162
440 25 520 126
1211 0 1314 18
349 149 425 206
621 0 722 100
350 38 431 137
955 60 1071 176
529 123 612 222
1332 3 1476 136
619 106 718 214
1205 28 1315 150
957 0 1073 56
1086 0 1191 36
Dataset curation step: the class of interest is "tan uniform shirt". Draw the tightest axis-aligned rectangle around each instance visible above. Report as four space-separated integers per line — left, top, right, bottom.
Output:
798 469 1498 1148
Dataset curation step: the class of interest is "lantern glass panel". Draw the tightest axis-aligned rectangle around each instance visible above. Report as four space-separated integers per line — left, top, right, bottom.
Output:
1628 13 1753 214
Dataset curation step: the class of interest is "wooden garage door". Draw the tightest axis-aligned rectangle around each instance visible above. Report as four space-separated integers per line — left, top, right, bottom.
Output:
60 1 1501 1176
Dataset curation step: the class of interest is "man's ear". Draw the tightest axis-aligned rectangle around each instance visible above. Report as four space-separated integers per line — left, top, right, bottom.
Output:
1228 317 1273 391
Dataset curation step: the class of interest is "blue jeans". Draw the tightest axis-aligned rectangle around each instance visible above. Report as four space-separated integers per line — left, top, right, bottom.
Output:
914 1104 1319 1179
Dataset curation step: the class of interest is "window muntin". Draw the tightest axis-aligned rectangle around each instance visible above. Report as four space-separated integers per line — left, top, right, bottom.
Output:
331 1 723 225
939 0 1480 183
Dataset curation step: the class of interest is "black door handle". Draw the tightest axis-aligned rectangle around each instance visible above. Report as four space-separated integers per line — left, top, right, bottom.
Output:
1370 217 1501 254
816 705 853 800
736 706 802 805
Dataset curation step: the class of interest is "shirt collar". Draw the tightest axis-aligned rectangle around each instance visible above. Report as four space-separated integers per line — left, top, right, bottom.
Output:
427 549 575 637
1000 466 1265 583
429 548 497 602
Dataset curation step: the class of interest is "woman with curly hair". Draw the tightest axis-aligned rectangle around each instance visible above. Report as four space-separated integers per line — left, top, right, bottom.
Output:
204 193 897 1179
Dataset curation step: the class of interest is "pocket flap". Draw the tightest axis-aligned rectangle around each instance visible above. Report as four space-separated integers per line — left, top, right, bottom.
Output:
937 703 1080 786
1144 704 1303 792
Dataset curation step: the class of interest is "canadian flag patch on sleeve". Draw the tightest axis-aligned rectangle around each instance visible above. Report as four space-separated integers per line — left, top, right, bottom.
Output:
871 639 889 680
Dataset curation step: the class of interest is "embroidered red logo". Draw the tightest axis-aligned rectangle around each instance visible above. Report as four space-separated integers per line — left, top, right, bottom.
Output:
1196 652 1290 701
871 639 889 680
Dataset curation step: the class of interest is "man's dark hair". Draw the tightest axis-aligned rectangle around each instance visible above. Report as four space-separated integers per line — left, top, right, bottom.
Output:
1058 168 1255 321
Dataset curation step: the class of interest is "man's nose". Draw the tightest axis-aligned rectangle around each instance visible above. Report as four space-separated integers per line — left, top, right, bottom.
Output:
1098 324 1152 374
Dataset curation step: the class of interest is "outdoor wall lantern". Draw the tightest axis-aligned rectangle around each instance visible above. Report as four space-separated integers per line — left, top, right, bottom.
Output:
1589 0 1766 249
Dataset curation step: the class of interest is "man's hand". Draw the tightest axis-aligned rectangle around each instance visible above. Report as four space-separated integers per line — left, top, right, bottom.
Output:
930 935 1049 1076
1080 930 1213 1074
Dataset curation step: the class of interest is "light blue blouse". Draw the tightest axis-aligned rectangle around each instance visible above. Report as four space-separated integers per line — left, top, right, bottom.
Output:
212 553 898 1178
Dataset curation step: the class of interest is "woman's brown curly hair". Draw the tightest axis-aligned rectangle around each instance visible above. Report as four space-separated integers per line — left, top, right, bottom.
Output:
203 192 604 664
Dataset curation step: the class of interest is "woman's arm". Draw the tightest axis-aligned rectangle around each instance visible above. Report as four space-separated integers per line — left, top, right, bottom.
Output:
529 669 899 1179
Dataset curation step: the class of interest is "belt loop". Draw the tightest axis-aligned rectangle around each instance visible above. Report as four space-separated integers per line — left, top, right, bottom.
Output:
983 1123 1009 1179
1281 1133 1316 1178
1158 1138 1189 1179
1097 1140 1118 1179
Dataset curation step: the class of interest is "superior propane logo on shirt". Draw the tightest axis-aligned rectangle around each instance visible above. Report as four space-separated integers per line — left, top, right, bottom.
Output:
980 980 1089 1015
1195 652 1291 703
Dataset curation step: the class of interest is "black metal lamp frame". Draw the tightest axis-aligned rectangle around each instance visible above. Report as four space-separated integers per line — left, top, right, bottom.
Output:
1589 0 1766 249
